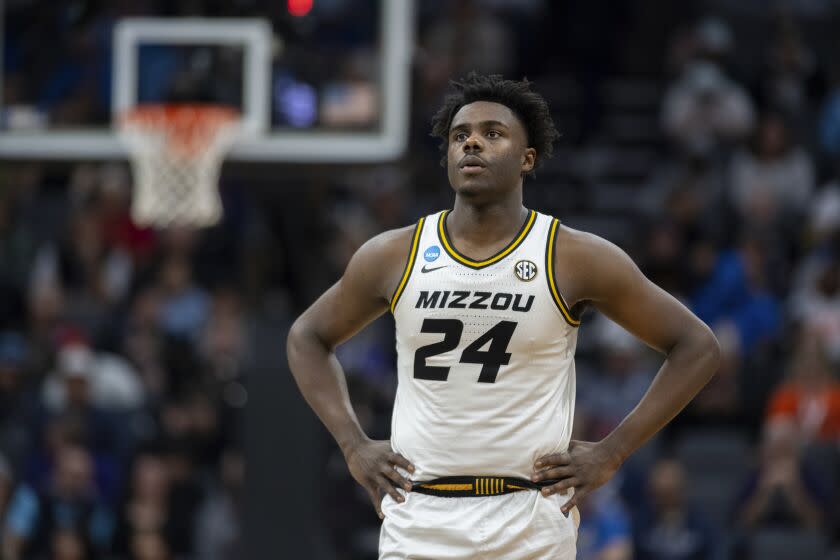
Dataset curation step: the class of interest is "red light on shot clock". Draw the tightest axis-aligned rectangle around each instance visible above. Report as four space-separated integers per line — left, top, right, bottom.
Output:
288 0 313 17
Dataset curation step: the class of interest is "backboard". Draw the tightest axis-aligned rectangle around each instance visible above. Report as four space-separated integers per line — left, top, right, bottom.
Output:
0 0 413 162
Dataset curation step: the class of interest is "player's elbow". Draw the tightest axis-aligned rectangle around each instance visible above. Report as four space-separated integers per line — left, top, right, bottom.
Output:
286 317 314 364
695 324 721 382
287 315 332 362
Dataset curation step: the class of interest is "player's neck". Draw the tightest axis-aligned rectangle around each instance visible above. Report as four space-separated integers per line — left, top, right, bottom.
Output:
448 195 528 249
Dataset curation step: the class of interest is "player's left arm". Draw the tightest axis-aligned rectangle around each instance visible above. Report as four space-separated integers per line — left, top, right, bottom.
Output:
533 228 720 514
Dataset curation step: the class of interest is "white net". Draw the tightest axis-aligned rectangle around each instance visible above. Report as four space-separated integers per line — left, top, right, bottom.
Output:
118 105 240 228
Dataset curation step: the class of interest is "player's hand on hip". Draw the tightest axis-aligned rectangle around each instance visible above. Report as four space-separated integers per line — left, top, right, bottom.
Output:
531 440 622 515
344 438 415 519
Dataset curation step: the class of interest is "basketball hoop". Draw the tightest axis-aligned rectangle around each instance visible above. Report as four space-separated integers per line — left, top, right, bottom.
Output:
118 104 240 228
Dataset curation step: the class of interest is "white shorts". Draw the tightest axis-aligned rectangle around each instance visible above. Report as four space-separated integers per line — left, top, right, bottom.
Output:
378 489 579 559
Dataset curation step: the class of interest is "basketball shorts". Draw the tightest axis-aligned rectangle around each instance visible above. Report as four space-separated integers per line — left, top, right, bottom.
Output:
378 488 579 559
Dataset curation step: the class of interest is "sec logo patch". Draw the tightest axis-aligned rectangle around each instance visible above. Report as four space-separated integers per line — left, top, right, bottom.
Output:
515 260 537 281
424 246 441 262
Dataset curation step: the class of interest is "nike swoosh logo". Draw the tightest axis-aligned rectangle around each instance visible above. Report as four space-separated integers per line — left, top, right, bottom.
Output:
421 264 447 273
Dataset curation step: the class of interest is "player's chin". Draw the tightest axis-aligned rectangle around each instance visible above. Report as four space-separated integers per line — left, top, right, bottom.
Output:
454 179 493 197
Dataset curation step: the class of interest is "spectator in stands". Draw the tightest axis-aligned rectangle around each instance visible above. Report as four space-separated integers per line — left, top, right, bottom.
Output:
25 278 66 376
638 221 691 298
0 171 40 296
114 441 205 558
729 111 815 229
158 442 203 557
3 443 114 559
0 332 36 469
790 253 840 364
633 457 718 560
130 530 171 560
691 232 781 354
121 287 167 398
92 164 156 264
155 256 209 342
193 448 243 560
576 481 633 560
200 287 249 382
818 79 840 159
52 528 88 560
806 165 840 246
35 342 139 465
662 59 755 153
765 335 840 443
761 15 817 116
42 342 144 414
666 17 734 77
113 450 174 558
736 421 830 531
640 143 727 238
32 206 116 315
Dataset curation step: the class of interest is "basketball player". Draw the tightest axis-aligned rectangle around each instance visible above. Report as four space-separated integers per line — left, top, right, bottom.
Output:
287 73 720 558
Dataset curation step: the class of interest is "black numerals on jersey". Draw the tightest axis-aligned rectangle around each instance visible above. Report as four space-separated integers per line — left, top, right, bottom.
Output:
460 321 517 383
414 319 463 381
413 319 517 383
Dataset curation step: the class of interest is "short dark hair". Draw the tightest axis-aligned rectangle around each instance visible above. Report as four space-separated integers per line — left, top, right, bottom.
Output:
430 73 559 175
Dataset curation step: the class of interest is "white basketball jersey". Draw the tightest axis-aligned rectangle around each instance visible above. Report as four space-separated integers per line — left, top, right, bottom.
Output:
390 209 581 481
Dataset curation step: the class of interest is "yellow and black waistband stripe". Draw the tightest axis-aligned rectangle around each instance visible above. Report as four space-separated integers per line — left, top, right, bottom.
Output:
389 217 425 314
546 218 581 327
417 483 473 491
412 476 556 498
437 209 536 269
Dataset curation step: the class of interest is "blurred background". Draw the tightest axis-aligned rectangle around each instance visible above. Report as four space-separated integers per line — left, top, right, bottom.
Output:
1 0 840 559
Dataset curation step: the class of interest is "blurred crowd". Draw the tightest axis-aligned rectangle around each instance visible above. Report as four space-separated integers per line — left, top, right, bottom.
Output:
0 162 249 559
3 0 840 559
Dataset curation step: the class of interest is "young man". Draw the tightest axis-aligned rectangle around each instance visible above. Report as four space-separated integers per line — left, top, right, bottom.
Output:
287 73 720 558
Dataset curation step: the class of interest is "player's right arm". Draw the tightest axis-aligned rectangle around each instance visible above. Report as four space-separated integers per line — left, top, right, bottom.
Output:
286 226 417 519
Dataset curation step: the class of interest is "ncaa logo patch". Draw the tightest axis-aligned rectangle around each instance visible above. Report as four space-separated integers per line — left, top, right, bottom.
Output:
515 260 538 281
424 246 441 262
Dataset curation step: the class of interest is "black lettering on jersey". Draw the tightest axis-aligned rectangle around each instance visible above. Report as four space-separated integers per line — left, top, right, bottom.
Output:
469 291 491 309
416 291 441 308
416 290 531 313
490 292 513 310
512 294 534 312
449 291 469 308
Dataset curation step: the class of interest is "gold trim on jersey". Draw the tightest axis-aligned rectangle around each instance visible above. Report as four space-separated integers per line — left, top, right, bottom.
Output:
546 218 581 327
390 217 425 314
437 209 536 269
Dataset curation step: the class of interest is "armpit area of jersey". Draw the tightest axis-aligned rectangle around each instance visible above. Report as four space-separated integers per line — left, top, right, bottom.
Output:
411 476 558 497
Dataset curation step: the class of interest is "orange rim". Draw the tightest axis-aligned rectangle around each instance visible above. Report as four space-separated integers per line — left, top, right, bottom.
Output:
120 104 240 156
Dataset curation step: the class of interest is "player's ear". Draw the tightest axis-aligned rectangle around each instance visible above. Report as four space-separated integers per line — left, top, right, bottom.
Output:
522 148 536 174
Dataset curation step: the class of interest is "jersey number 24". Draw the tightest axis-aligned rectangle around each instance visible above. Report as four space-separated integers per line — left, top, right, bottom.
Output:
414 319 517 383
